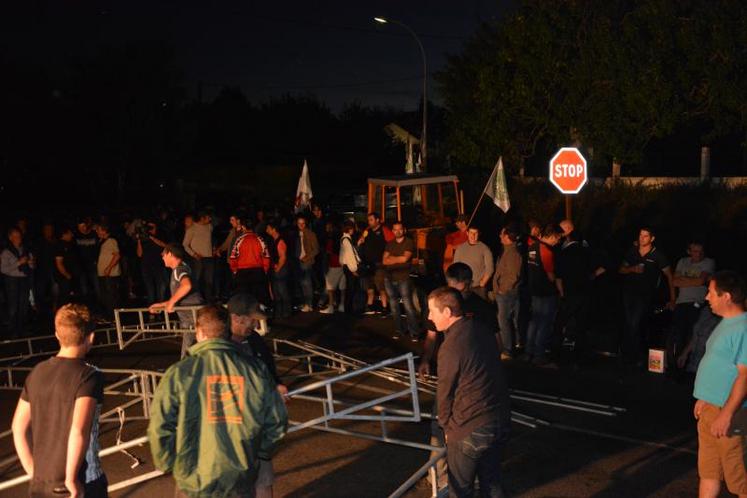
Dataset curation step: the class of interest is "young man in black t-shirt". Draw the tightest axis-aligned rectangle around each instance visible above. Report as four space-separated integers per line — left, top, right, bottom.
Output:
358 212 394 314
75 220 99 304
382 221 419 339
618 227 675 365
54 227 80 308
12 303 107 498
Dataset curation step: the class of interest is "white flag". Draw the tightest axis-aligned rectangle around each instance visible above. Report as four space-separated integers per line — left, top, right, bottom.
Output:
295 159 313 211
484 157 510 213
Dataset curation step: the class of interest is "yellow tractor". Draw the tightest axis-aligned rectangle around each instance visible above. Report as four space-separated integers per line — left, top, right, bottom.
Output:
367 173 464 272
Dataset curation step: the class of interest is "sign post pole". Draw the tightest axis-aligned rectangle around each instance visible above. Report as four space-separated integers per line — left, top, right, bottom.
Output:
549 147 588 220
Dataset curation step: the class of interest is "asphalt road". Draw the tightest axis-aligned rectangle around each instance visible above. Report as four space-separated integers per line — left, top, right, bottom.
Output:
0 309 721 497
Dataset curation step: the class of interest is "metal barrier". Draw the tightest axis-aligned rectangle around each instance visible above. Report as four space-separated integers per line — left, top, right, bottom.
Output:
286 352 421 432
0 365 165 493
282 352 449 497
0 350 443 496
113 305 270 350
0 335 625 497
271 339 438 395
114 306 200 349
0 325 179 365
0 436 152 492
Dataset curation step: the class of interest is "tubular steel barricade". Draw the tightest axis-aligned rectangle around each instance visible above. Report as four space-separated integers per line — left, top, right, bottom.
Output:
268 339 625 420
0 335 624 498
0 325 179 365
0 366 164 493
0 436 154 493
286 352 422 432
282 351 448 497
113 306 270 351
114 306 200 350
271 339 438 394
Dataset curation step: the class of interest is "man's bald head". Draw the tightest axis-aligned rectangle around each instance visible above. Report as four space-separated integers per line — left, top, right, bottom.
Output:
560 219 574 237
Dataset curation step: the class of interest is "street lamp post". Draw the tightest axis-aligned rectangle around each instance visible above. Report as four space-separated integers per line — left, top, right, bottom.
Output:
374 17 427 172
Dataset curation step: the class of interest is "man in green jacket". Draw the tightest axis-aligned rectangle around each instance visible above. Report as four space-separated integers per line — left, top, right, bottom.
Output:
148 304 287 498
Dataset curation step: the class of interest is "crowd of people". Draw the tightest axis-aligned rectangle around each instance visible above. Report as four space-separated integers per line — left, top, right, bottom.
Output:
6 198 747 498
0 202 725 374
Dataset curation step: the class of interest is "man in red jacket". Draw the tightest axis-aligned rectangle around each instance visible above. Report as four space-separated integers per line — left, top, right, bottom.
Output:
229 214 271 305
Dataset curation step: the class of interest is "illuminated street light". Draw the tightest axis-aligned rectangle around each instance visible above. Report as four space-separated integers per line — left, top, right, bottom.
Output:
373 16 428 171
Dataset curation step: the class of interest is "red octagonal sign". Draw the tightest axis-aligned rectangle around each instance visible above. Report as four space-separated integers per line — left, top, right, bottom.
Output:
549 147 588 194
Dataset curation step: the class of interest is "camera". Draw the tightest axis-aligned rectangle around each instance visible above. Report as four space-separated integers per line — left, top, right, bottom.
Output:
134 222 152 240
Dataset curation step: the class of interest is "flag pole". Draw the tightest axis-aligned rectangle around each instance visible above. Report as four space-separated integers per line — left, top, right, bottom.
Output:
467 163 498 226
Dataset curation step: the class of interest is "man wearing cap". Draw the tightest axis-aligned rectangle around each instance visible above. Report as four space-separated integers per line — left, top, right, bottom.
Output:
148 305 287 498
227 293 288 498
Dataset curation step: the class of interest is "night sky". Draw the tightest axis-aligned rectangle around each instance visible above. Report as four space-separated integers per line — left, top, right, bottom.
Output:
2 0 513 110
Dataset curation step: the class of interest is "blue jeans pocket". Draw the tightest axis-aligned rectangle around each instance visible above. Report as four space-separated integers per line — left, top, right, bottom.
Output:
460 426 498 459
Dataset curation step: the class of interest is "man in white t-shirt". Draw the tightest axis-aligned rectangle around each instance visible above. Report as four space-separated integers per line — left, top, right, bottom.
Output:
669 240 715 371
96 224 121 316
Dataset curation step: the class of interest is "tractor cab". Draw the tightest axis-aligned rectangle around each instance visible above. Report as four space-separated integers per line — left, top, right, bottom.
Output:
367 173 463 271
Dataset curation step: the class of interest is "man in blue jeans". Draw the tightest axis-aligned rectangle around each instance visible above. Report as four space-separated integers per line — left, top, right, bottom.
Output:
428 286 510 498
382 221 420 340
525 224 563 367
293 215 319 312
493 223 523 359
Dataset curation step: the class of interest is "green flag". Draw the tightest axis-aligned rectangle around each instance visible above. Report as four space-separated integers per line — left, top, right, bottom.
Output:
485 157 510 212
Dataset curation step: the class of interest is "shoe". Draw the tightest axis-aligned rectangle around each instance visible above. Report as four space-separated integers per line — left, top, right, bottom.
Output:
337 303 345 313
410 335 419 343
320 305 335 314
393 331 403 339
363 305 376 315
500 352 513 361
300 304 313 313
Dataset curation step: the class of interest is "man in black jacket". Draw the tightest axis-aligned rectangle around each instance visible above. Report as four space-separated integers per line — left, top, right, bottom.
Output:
428 286 510 498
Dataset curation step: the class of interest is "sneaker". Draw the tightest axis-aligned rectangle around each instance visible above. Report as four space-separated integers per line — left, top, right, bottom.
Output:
363 305 377 315
300 304 313 313
320 305 335 314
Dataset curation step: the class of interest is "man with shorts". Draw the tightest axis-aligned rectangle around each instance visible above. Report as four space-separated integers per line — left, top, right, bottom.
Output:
693 271 747 497
358 212 394 314
12 304 108 498
321 221 345 314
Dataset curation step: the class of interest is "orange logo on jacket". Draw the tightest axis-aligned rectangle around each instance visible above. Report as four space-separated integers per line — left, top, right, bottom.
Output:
206 375 245 424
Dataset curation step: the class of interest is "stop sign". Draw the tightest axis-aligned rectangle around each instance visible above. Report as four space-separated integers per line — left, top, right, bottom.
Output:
549 147 588 194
